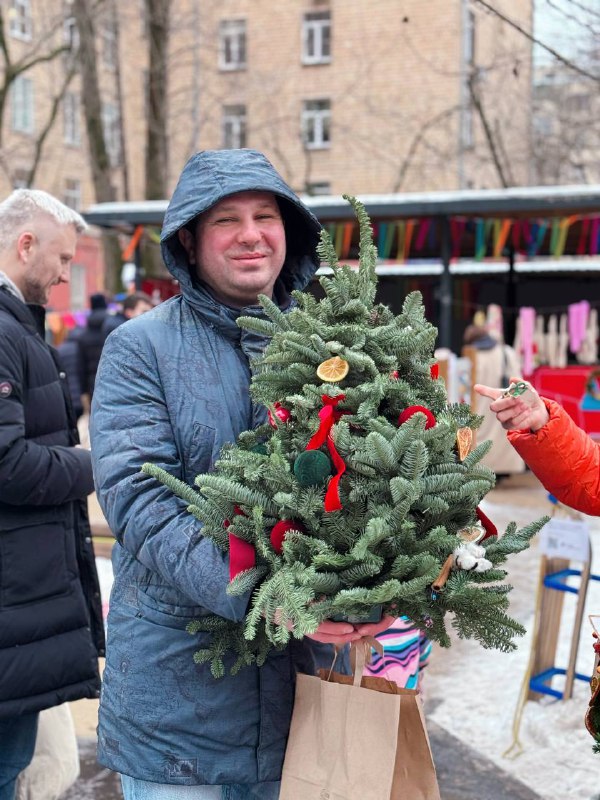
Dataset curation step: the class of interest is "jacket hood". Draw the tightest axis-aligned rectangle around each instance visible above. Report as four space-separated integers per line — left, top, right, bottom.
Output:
161 150 321 299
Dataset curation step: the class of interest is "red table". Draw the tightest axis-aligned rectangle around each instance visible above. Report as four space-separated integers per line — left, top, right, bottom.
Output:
530 365 600 436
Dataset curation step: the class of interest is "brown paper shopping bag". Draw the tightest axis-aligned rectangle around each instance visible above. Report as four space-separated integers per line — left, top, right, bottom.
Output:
280 639 440 800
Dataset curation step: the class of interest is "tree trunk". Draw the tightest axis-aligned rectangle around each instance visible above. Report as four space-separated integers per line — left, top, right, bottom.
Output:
73 0 121 292
142 0 170 281
145 0 169 200
73 0 115 204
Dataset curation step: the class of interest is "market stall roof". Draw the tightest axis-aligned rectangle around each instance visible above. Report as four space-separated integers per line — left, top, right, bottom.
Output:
83 183 600 230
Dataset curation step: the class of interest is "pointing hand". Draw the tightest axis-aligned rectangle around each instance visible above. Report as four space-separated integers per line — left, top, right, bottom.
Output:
474 377 549 432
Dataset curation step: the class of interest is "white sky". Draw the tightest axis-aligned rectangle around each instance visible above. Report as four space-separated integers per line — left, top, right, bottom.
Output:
533 0 598 65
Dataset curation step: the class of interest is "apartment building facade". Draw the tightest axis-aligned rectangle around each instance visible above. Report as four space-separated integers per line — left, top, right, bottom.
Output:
0 0 533 306
1 0 533 201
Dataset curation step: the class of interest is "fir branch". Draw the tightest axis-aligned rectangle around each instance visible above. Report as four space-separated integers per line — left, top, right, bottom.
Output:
344 195 377 308
256 294 292 330
142 463 205 506
235 315 278 337
316 227 340 273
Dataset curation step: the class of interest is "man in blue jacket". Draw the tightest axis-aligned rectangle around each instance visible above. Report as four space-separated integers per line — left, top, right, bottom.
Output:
0 189 104 799
90 150 388 799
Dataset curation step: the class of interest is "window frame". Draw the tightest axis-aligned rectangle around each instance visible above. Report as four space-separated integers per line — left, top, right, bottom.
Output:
63 91 81 146
64 178 82 212
102 16 118 70
63 14 80 56
11 75 34 135
222 104 247 150
9 0 33 41
101 102 121 167
218 19 247 71
302 11 331 65
306 181 331 196
302 98 331 150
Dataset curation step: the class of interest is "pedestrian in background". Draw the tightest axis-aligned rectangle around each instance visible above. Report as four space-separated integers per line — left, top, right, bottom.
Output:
464 324 525 478
0 189 105 800
77 291 109 403
57 325 85 420
101 290 154 338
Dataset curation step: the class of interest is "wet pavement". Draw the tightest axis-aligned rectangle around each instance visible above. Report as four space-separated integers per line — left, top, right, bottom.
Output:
65 726 541 800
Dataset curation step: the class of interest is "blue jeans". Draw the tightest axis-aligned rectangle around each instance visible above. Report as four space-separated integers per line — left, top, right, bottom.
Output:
0 713 39 800
121 775 281 799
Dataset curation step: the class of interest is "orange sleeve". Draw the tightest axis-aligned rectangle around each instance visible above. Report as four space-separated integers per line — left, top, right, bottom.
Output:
507 399 600 516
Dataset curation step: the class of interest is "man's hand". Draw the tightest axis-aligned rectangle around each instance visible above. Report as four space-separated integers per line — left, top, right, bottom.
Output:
474 377 549 432
305 614 396 645
306 620 363 645
352 614 396 638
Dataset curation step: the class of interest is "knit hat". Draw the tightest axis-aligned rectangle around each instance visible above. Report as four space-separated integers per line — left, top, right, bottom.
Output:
90 292 108 310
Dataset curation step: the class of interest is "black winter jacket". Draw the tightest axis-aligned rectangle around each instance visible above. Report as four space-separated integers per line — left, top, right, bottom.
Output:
57 328 85 419
78 309 108 398
0 287 104 719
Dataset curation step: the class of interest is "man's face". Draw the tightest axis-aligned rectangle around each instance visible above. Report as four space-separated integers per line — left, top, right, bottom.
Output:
19 219 77 305
188 191 286 308
126 300 153 319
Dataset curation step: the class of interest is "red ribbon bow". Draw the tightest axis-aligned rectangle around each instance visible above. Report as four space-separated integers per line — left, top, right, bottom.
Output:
306 394 347 512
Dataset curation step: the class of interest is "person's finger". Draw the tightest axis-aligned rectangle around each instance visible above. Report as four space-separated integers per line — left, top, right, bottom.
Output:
473 383 503 401
505 408 534 430
494 404 521 423
306 631 362 645
353 615 396 638
489 395 518 413
314 620 355 635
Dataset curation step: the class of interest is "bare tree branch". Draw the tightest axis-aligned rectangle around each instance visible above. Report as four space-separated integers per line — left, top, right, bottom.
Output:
392 106 460 192
26 63 77 187
468 73 510 187
474 0 600 81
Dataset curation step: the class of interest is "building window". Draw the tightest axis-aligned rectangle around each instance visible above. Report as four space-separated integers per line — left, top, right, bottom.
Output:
102 103 121 166
222 104 247 149
302 99 331 149
306 181 331 196
9 0 32 41
64 178 82 211
140 0 149 38
63 92 80 146
219 20 246 71
11 76 34 134
302 11 331 65
465 9 476 68
63 15 79 55
461 10 475 150
102 17 118 69
70 262 86 311
461 106 474 149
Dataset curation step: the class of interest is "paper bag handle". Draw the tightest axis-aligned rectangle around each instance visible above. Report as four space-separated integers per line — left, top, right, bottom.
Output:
350 636 383 687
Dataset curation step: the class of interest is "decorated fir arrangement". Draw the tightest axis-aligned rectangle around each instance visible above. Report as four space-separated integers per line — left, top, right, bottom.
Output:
143 196 548 677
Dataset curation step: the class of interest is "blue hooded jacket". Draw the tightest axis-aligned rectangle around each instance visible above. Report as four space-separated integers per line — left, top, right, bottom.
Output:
90 150 343 784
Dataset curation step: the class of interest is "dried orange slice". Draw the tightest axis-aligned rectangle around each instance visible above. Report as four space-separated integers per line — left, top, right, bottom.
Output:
316 356 349 382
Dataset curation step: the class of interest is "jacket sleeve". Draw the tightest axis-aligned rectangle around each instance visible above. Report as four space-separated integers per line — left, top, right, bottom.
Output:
0 333 94 505
89 326 249 622
508 398 600 515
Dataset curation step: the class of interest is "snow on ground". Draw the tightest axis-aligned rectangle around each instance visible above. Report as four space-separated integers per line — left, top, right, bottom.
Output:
425 474 600 800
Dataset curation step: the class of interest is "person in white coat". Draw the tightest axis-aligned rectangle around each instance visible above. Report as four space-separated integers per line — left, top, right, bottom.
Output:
463 325 525 477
